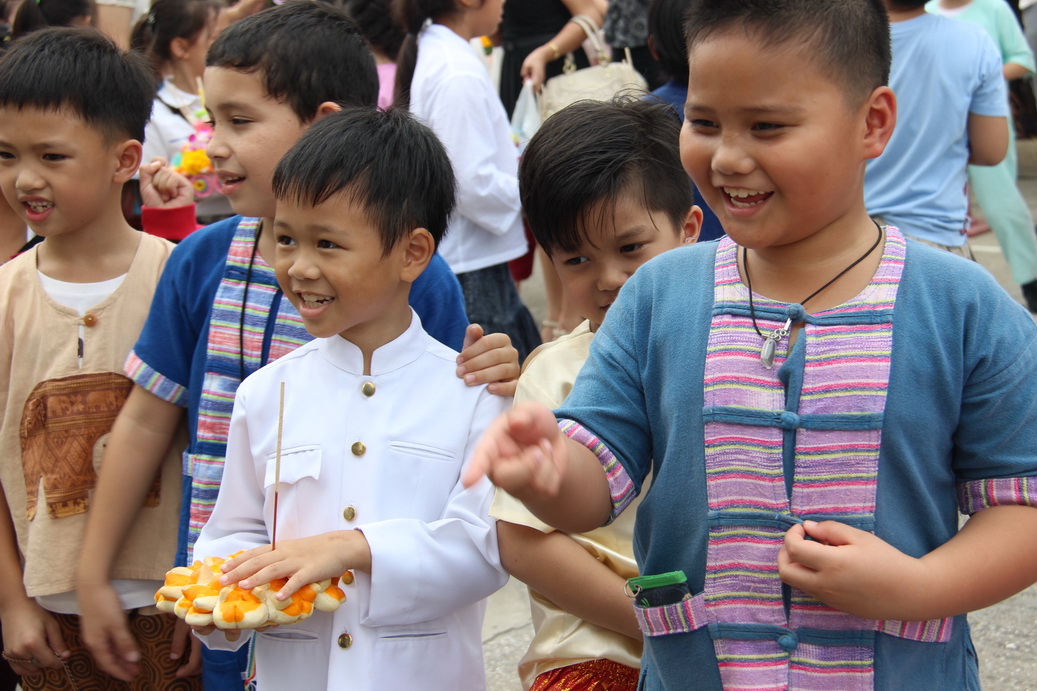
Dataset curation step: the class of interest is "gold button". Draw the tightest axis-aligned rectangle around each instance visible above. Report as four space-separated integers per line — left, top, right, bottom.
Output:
342 505 356 521
341 571 354 585
337 633 353 649
82 313 98 327
361 381 376 397
351 442 366 457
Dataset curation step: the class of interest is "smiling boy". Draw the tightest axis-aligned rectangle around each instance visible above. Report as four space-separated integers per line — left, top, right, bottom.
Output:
0 28 195 689
193 106 508 691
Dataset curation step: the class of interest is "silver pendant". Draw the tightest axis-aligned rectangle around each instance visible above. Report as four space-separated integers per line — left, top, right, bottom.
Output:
760 318 792 369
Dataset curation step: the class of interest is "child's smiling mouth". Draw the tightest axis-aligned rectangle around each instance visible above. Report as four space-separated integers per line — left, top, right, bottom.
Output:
723 187 772 208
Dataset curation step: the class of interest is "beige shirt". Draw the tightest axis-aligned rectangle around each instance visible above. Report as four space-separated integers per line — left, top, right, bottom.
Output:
0 234 184 597
490 321 643 688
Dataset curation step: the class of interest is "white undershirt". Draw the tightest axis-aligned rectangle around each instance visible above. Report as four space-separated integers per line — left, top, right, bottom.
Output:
34 271 159 613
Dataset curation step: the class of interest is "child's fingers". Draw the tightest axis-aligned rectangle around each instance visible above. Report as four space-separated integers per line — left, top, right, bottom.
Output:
170 617 190 661
800 519 859 546
218 544 272 578
461 323 485 351
174 629 203 678
461 362 519 388
38 616 70 668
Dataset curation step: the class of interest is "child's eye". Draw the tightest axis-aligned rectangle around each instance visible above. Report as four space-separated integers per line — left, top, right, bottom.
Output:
752 122 784 132
0 151 13 160
620 242 647 254
229 117 251 127
276 235 296 247
42 153 67 162
689 119 718 130
562 256 588 266
317 239 339 250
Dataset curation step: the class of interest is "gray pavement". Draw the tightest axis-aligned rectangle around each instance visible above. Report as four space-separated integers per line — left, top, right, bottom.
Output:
482 141 1037 690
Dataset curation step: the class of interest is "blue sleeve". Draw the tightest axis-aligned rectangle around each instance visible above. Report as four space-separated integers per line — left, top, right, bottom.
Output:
131 218 237 396
970 32 1009 116
410 252 469 351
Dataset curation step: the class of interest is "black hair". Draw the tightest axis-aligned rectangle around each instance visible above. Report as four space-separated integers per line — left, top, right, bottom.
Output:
0 27 153 142
885 0 926 9
519 95 693 257
207 0 379 121
131 0 220 85
343 0 405 62
685 0 890 106
11 0 94 39
392 0 459 109
273 107 456 253
648 0 691 85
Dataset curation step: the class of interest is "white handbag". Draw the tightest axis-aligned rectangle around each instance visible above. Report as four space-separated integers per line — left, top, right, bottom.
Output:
538 14 648 121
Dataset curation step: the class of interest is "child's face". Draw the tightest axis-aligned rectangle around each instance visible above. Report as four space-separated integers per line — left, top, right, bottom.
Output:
273 193 414 348
680 30 871 250
204 66 310 220
179 17 217 83
0 106 125 238
550 193 699 329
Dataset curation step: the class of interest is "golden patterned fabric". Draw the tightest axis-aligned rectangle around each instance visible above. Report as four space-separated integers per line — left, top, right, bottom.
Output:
530 659 640 691
19 372 160 520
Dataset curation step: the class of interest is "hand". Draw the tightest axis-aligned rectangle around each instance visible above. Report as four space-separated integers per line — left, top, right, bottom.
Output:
462 400 567 497
171 618 202 678
520 48 552 91
77 583 140 681
778 520 927 620
139 158 195 209
189 622 243 643
217 532 371 602
0 597 70 677
456 324 520 396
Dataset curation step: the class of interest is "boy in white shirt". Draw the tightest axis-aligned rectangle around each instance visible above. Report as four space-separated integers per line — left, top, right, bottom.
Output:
193 107 509 690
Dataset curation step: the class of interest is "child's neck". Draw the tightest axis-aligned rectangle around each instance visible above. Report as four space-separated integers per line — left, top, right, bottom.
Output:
257 216 277 265
435 14 477 42
35 200 141 283
169 62 199 96
345 299 414 376
937 0 971 8
740 214 884 314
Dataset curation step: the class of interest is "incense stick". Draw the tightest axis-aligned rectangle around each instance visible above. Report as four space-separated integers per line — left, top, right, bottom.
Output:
272 381 285 550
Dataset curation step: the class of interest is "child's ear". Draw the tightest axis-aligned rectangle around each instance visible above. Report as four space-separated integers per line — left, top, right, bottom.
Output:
681 205 704 245
399 227 435 283
313 101 342 123
112 139 143 184
861 86 896 161
170 36 191 61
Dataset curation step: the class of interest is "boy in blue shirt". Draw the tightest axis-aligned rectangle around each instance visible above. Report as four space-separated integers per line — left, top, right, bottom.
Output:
76 2 518 687
468 0 1037 688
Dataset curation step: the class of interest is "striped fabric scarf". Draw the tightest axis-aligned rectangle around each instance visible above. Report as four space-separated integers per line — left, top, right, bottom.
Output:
187 217 310 558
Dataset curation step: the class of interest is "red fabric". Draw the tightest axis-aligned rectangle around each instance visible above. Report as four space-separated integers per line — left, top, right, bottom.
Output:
530 659 640 691
509 218 536 282
142 203 201 242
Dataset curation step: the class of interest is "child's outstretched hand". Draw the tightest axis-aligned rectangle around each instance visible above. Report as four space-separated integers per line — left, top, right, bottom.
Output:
778 520 926 620
462 400 567 496
139 158 195 209
456 324 520 396
78 582 140 680
217 531 371 603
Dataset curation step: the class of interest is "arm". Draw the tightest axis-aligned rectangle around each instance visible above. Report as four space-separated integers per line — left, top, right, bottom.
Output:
427 74 521 237
1003 62 1031 80
967 113 1009 165
520 0 603 89
497 521 640 640
464 400 612 534
76 386 185 681
779 504 1037 621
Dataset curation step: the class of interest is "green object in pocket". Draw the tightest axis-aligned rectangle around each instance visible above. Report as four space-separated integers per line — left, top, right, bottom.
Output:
626 571 691 607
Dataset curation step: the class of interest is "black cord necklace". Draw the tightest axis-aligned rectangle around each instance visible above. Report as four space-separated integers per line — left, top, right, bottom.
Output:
239 221 261 382
744 222 884 369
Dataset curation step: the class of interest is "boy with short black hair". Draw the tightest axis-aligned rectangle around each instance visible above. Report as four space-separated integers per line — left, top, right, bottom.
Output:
468 0 1037 688
0 27 197 689
76 2 518 687
493 96 700 690
194 105 508 691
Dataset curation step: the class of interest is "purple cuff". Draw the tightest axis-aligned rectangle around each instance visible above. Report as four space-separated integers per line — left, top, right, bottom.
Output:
124 350 187 407
558 419 636 521
957 476 1037 515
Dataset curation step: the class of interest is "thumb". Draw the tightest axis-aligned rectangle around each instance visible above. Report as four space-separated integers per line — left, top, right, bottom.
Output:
42 615 71 662
801 519 860 547
463 323 484 351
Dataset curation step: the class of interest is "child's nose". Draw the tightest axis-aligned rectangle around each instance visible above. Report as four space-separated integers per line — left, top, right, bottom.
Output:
287 251 320 280
14 165 44 192
712 135 753 176
597 263 628 292
206 131 229 161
